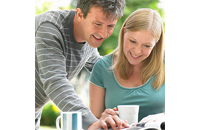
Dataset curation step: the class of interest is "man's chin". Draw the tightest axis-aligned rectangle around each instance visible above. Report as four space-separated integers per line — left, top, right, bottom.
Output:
88 42 102 48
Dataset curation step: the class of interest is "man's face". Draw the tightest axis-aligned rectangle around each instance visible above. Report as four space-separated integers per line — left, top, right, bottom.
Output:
79 6 118 48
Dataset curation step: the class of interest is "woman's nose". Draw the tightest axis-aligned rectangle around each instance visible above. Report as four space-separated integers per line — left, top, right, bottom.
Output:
134 45 142 54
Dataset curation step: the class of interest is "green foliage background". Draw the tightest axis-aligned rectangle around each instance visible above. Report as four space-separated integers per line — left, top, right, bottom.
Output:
98 0 165 55
36 0 165 56
35 0 165 127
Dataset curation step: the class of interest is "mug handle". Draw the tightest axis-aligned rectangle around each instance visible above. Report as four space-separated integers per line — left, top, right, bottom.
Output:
56 115 61 130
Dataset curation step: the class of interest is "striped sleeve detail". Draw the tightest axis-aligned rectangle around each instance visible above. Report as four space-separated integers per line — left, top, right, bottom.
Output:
35 22 97 126
84 48 101 72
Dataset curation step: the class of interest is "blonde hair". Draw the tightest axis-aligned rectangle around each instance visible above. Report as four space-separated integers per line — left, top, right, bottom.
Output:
110 8 165 90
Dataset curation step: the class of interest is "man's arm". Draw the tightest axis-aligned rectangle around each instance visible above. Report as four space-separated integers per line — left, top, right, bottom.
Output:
35 22 98 129
84 48 102 73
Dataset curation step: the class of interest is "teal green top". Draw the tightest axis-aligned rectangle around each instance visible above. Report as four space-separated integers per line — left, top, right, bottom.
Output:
89 54 165 121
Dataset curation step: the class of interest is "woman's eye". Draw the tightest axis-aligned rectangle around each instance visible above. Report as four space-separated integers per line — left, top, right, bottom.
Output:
130 40 136 43
144 45 150 48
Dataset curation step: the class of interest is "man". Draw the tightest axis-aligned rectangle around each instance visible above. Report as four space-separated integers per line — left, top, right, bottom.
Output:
35 0 128 130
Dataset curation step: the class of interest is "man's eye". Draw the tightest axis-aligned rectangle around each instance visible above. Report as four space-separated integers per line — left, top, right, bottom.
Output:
95 23 101 26
108 25 114 28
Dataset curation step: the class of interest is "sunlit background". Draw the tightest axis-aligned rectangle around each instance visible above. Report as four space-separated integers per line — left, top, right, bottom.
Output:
35 0 165 129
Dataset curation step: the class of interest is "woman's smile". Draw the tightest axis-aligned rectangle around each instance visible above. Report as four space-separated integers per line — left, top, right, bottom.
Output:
130 52 143 59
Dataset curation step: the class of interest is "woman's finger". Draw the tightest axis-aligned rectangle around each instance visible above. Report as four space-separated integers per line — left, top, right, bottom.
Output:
112 107 117 111
105 116 117 130
101 112 111 120
105 109 117 115
122 120 130 128
100 119 108 130
112 115 123 129
111 115 130 129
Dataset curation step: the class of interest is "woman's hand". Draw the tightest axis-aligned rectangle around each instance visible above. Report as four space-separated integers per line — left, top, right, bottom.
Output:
101 108 129 129
139 113 165 123
88 116 129 130
101 107 118 118
88 108 129 130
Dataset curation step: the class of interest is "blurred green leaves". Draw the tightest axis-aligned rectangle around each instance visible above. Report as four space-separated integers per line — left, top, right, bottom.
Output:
35 0 165 55
40 101 60 126
98 0 165 55
35 0 53 15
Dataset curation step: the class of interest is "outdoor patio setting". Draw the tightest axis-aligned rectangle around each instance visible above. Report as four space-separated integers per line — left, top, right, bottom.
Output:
35 0 165 130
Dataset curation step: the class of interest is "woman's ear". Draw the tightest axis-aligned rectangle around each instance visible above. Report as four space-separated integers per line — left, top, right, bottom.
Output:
123 27 126 34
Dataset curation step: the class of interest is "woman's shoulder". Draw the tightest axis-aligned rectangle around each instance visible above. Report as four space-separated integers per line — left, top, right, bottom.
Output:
91 54 114 80
96 54 114 66
103 54 114 61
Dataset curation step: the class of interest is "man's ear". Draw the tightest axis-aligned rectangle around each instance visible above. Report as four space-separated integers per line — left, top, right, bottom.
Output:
76 8 84 21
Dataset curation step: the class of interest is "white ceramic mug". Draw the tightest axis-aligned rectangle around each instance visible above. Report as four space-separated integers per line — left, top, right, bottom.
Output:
56 112 82 130
117 105 139 125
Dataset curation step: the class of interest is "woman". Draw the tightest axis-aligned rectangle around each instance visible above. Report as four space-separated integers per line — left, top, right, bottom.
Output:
89 8 165 124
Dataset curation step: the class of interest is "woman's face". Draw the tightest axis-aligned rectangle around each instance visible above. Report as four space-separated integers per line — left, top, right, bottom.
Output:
123 29 156 66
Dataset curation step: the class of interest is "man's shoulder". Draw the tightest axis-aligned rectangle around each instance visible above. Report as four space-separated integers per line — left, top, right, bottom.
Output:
35 10 76 31
35 9 74 19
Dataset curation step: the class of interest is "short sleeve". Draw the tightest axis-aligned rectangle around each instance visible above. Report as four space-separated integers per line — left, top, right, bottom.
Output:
89 59 104 88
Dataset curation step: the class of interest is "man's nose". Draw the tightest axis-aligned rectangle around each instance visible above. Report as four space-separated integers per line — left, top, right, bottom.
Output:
99 26 108 38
